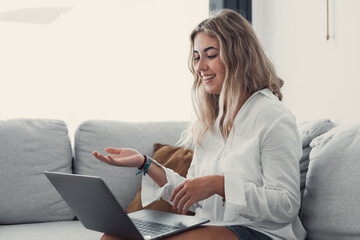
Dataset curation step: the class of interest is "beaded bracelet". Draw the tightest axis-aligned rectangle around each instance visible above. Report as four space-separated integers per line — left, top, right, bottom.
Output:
141 157 152 175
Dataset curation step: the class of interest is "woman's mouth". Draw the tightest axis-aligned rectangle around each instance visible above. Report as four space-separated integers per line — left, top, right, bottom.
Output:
202 74 216 81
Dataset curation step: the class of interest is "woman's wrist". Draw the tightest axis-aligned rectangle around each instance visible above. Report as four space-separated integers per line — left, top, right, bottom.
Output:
137 154 146 169
212 175 225 198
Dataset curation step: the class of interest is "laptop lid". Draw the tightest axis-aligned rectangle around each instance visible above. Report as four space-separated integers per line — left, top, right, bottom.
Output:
44 171 209 240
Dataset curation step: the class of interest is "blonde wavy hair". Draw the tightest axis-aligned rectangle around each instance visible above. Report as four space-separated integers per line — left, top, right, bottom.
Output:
180 9 283 147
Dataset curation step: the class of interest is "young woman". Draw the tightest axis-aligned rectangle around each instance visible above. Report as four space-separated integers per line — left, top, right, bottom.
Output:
93 9 307 240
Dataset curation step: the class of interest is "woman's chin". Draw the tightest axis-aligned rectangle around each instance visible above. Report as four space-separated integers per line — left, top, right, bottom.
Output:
205 87 221 95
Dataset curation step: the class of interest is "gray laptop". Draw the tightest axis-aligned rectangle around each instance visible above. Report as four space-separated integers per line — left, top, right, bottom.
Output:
44 171 209 240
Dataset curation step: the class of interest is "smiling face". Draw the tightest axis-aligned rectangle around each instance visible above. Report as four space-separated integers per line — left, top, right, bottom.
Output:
193 31 226 95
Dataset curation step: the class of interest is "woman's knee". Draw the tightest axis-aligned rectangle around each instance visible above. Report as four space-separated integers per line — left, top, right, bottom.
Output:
100 233 123 240
164 226 238 240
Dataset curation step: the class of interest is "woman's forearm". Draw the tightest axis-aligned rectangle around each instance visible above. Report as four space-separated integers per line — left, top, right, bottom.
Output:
146 161 167 187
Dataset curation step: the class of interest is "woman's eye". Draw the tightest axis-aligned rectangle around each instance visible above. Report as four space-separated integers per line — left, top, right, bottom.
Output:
208 54 218 59
194 56 200 61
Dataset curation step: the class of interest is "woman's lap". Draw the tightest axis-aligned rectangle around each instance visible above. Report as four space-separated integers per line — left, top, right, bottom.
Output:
164 225 271 240
225 225 272 240
101 226 236 240
100 225 271 240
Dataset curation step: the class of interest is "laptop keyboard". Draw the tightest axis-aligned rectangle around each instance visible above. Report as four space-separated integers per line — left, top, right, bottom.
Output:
131 218 181 237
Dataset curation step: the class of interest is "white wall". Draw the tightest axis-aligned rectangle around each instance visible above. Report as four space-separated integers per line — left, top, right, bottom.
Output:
3 0 359 129
0 0 208 137
253 0 360 125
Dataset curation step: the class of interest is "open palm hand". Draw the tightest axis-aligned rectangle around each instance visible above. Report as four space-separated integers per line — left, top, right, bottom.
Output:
92 147 144 168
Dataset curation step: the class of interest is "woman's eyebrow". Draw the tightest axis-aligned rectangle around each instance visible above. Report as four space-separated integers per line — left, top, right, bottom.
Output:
193 46 219 53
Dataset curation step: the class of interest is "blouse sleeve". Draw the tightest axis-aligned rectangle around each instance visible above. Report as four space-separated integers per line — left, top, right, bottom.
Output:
223 113 303 223
141 152 201 212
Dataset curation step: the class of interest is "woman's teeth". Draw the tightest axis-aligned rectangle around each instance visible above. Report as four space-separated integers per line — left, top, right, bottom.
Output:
203 74 216 80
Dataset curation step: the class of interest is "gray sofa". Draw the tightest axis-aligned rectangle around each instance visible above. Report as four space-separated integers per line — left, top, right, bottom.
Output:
0 118 359 240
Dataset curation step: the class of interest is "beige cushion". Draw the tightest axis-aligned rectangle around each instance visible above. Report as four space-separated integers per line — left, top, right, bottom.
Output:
126 143 193 215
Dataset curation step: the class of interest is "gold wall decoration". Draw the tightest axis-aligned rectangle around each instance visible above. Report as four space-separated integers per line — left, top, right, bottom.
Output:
326 0 330 40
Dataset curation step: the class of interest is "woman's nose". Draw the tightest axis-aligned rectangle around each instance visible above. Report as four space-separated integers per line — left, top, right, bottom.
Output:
196 58 207 72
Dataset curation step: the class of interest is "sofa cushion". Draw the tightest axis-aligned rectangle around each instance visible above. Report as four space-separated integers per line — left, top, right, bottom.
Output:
126 143 193 214
0 119 74 224
298 119 335 148
74 120 187 209
297 119 335 199
0 220 103 240
300 124 360 239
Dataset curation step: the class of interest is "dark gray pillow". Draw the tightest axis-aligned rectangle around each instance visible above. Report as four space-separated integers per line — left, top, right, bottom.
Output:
300 124 360 239
0 119 75 224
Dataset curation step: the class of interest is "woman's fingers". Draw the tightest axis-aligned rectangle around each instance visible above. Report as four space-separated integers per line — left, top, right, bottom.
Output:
92 151 105 161
170 181 193 213
93 148 142 167
181 198 194 215
92 151 113 165
105 147 122 154
93 151 121 166
93 152 113 164
171 186 194 214
177 194 192 214
170 181 185 202
107 155 122 166
172 187 187 210
171 177 218 214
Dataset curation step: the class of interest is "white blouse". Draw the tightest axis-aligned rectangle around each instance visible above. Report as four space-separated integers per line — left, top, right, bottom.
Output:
141 89 307 240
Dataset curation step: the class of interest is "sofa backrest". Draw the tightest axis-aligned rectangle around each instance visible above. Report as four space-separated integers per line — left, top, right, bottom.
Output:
0 119 187 225
73 120 187 209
